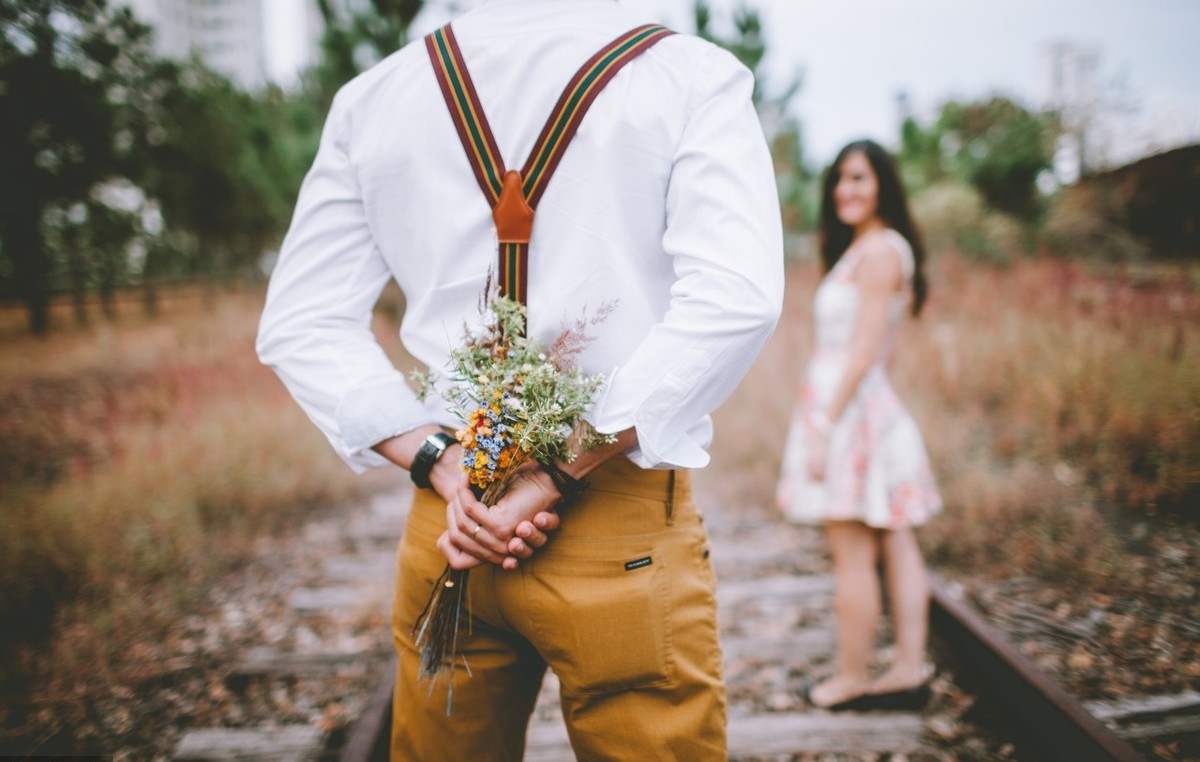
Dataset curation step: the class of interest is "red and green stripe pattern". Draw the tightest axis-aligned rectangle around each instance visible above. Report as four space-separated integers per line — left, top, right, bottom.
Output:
519 23 673 207
425 22 673 305
500 241 526 304
426 25 506 205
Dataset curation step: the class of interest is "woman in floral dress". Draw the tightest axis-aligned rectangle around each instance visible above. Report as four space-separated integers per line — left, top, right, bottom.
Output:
777 139 942 711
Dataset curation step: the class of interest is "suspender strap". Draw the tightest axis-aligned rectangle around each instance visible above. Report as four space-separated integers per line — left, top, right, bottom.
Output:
519 24 673 208
426 26 506 205
426 22 673 306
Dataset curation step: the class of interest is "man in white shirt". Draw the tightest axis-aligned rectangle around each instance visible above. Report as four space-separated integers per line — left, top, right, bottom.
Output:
257 0 783 758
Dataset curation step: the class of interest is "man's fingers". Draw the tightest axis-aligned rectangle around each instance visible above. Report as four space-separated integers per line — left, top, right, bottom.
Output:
514 521 548 549
436 531 485 571
447 489 511 554
447 522 507 565
456 512 508 555
507 535 534 559
533 510 560 531
471 510 518 543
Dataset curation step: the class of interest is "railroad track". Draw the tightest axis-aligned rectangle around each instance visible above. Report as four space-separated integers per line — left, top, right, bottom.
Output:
168 491 1193 762
929 578 1146 762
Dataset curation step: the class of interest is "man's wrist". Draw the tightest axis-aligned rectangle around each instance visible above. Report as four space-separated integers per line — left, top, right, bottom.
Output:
551 427 637 482
372 424 443 469
428 443 464 496
539 460 589 501
410 431 457 489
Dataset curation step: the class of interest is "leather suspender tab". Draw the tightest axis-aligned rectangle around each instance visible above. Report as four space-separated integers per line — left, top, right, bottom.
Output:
493 170 535 244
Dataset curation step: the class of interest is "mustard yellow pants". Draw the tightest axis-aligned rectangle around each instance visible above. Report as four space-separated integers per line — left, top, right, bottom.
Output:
389 458 726 761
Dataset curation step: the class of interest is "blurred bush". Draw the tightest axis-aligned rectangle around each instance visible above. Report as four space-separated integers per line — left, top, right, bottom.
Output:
1040 185 1149 263
1041 144 1200 263
912 182 1029 264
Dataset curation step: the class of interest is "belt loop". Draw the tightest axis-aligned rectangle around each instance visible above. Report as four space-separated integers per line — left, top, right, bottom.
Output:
665 470 676 526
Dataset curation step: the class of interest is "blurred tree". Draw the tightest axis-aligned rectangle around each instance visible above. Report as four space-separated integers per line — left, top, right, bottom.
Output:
898 115 948 193
899 96 1057 221
0 0 124 332
310 0 424 109
940 97 1056 219
771 122 818 233
149 66 295 299
693 0 765 103
0 0 313 331
693 0 815 232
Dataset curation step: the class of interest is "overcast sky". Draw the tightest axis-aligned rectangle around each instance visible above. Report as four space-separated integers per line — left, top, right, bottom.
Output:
263 0 1200 166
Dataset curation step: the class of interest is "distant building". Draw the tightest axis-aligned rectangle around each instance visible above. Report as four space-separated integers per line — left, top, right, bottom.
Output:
123 0 268 90
1041 40 1197 176
1041 41 1100 115
1041 41 1102 179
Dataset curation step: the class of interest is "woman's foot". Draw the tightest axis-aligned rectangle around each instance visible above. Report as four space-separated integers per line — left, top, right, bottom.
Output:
803 674 873 710
864 664 932 710
868 663 928 695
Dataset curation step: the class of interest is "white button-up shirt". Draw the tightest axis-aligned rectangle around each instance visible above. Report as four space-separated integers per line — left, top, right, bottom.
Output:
257 0 784 473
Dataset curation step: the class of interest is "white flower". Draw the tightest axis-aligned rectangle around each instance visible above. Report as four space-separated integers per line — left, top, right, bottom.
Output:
478 374 489 384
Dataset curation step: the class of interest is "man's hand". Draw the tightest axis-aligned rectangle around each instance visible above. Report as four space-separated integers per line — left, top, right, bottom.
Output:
371 427 560 569
443 468 561 570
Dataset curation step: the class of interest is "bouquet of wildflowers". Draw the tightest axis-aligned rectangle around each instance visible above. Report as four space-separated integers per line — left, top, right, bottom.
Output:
411 288 613 704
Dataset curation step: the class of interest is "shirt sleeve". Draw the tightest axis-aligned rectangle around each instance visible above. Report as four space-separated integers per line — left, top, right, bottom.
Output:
256 89 434 473
590 45 785 469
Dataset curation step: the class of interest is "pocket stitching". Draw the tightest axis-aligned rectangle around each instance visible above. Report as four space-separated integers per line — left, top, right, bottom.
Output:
527 552 676 697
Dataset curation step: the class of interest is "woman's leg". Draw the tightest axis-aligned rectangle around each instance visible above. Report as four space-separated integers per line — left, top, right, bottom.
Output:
810 520 880 706
873 526 930 691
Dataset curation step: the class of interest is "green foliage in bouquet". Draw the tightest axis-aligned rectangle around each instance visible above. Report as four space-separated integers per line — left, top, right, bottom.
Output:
410 290 615 710
414 293 614 504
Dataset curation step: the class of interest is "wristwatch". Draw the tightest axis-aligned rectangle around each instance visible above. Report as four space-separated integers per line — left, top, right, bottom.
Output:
410 432 457 490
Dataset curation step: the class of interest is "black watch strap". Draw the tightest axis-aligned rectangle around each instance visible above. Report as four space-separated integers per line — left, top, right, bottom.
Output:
411 432 456 490
539 460 589 501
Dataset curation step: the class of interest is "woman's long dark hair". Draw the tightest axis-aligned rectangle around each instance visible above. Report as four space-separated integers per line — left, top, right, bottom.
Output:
818 139 928 316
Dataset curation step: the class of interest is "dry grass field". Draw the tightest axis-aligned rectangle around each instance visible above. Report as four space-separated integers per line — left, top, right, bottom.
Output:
0 284 411 696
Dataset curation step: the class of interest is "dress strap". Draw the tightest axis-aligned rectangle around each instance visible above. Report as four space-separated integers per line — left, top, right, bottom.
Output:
426 23 673 309
879 229 915 282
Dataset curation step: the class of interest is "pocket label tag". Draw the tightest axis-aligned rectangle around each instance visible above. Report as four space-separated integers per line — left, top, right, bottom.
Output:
624 556 653 571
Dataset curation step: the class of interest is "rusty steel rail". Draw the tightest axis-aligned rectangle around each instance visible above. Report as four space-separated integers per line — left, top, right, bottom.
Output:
929 575 1146 762
338 655 395 762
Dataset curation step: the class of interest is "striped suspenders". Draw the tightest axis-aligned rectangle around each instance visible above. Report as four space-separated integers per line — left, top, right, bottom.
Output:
426 23 673 307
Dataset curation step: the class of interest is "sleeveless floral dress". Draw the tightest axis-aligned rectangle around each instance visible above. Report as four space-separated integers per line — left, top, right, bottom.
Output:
776 230 942 529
